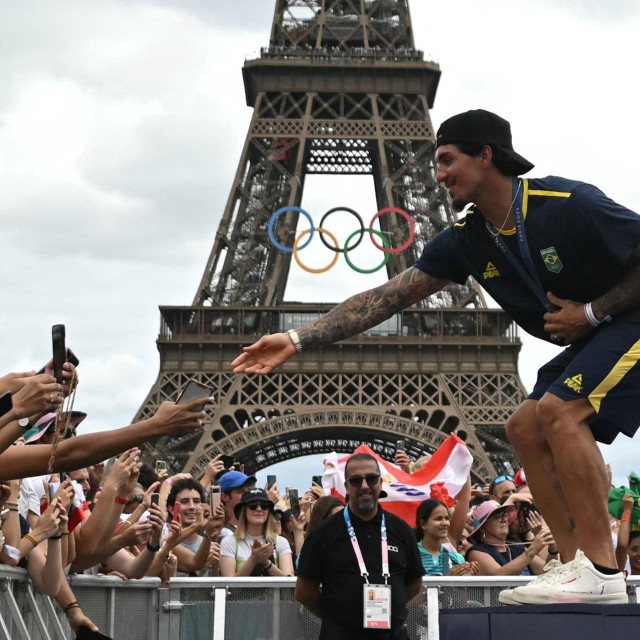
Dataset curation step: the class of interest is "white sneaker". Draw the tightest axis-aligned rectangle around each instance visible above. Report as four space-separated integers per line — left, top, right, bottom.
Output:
511 550 628 604
498 558 563 606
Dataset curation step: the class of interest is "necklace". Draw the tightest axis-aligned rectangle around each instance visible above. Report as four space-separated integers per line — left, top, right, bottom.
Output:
485 179 522 237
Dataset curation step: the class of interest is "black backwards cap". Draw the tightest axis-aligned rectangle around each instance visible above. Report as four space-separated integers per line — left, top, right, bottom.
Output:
436 109 534 176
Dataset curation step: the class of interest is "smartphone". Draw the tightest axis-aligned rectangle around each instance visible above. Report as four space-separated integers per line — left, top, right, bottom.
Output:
151 493 160 506
59 471 67 483
312 475 322 486
172 502 182 522
52 325 66 384
48 482 60 503
267 475 277 490
288 489 300 518
210 486 221 512
155 460 167 473
0 392 12 419
396 439 406 453
221 455 235 470
176 378 214 409
37 348 79 375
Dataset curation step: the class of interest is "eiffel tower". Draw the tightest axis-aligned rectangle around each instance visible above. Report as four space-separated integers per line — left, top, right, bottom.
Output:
134 0 524 483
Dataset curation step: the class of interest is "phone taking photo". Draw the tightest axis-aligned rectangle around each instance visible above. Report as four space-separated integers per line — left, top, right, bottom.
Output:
176 379 214 409
209 486 221 512
267 475 277 490
151 493 160 506
396 439 406 453
288 489 300 518
172 502 182 522
52 325 66 384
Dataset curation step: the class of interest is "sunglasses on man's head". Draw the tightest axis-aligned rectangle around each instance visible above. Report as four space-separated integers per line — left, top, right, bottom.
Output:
346 474 381 488
494 475 514 486
247 501 271 511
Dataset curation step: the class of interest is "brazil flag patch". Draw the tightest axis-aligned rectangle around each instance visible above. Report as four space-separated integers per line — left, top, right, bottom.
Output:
540 246 563 273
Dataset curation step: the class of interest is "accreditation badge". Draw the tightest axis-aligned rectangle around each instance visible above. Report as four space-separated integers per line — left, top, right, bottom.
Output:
363 584 392 629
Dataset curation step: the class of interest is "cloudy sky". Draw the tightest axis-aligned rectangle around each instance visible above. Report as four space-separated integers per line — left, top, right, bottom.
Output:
1 0 639 489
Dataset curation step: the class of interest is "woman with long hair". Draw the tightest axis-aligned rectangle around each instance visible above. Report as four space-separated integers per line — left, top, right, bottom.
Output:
219 488 294 577
415 499 478 576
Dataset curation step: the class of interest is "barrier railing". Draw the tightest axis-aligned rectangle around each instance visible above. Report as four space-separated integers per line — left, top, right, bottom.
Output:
1 568 637 640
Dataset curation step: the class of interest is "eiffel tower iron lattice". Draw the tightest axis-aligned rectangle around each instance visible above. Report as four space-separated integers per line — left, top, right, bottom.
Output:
134 0 524 483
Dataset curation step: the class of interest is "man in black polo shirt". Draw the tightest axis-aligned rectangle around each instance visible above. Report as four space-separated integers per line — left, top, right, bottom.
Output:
296 453 424 639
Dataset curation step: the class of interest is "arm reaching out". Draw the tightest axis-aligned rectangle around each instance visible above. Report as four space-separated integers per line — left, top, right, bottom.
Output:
232 268 446 374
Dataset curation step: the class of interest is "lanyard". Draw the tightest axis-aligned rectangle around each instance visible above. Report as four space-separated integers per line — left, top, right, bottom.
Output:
489 179 557 313
343 506 390 585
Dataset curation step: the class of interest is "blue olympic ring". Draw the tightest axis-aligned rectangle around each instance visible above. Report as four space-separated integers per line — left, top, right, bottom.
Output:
268 206 314 253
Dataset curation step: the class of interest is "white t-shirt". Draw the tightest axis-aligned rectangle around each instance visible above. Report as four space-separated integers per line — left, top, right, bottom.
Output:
19 475 51 519
220 532 292 565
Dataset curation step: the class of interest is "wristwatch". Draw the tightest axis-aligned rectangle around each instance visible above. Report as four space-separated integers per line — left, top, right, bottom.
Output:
18 418 30 429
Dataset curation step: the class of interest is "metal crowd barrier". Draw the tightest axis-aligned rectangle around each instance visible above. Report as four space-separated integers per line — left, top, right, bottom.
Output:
0 567 637 640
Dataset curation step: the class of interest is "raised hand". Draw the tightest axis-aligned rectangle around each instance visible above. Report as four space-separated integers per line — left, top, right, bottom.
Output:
104 449 142 495
11 374 63 417
394 450 411 473
153 399 210 435
231 333 296 375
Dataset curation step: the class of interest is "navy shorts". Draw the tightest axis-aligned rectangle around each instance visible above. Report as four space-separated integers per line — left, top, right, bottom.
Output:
528 313 640 444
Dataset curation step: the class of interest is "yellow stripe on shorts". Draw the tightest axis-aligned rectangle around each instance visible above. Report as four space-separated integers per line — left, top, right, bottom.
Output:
588 338 640 413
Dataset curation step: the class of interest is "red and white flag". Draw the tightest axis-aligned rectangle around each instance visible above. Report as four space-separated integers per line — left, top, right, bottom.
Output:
321 434 473 525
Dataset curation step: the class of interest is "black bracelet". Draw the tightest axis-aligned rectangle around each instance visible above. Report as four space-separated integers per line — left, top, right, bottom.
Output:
63 601 80 614
50 534 63 540
146 541 160 553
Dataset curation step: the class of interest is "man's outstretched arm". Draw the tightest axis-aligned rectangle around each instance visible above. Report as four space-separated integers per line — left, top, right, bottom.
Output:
232 267 447 374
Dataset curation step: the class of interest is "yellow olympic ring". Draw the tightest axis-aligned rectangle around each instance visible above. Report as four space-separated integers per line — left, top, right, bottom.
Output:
293 227 340 274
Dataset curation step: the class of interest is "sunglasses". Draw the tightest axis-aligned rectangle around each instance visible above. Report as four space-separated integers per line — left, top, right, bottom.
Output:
493 475 514 486
490 510 510 522
346 474 381 488
247 501 271 511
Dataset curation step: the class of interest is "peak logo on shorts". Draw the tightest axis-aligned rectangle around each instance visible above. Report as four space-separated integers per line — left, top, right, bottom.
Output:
483 261 501 279
564 373 583 393
540 246 563 273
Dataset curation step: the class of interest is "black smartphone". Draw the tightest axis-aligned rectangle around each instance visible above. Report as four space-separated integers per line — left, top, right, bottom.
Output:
395 439 406 453
288 489 300 518
52 325 66 384
267 475 277 489
0 392 12 419
38 347 79 376
221 455 235 469
312 475 322 486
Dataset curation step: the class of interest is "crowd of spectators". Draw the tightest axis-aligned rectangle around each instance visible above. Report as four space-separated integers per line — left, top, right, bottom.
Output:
0 364 637 636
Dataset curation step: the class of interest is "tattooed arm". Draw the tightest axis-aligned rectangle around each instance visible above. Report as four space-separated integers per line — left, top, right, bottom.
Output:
297 267 446 349
231 268 447 375
543 242 640 344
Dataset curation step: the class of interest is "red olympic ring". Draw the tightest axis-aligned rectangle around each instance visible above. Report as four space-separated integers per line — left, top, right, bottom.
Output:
369 207 416 254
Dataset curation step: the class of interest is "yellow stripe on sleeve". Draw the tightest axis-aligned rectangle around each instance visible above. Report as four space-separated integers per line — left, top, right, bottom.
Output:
588 338 640 413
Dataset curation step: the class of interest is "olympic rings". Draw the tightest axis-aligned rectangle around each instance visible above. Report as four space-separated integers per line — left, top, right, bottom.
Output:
369 207 416 254
267 205 415 274
268 206 314 253
293 228 340 274
319 207 365 253
343 228 390 274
